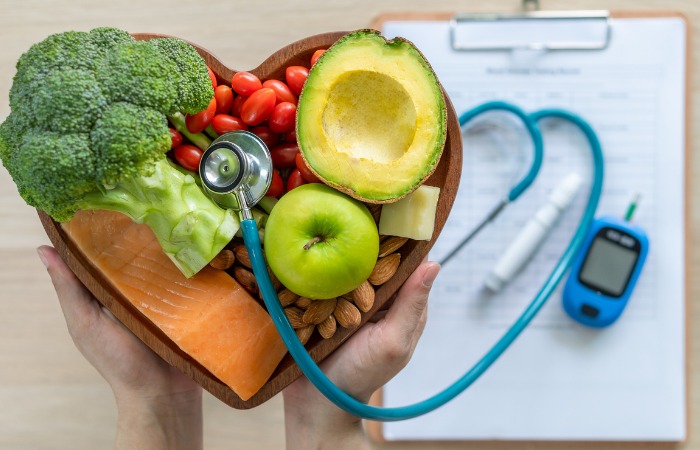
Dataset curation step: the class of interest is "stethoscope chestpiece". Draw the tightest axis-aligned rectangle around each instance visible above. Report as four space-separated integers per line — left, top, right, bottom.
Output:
199 131 273 214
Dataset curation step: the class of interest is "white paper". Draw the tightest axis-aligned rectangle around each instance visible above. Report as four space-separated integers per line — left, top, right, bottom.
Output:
381 18 686 441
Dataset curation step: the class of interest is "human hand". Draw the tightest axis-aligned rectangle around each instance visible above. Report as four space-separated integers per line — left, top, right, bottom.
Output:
37 245 203 450
283 260 440 449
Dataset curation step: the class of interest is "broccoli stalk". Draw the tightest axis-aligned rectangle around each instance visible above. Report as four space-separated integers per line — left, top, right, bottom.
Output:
168 111 212 150
0 27 237 278
80 159 237 277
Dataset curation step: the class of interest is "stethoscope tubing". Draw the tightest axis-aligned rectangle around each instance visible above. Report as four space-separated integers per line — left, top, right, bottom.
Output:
242 104 604 421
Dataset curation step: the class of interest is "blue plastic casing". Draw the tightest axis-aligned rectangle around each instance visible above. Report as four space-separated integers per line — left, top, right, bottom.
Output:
563 215 649 327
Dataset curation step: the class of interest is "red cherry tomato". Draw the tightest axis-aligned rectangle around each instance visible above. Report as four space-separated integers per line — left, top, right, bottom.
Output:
251 126 279 149
231 71 262 96
267 169 284 197
207 66 218 89
231 95 247 117
240 88 276 126
282 130 297 143
295 152 321 183
269 102 297 134
214 85 233 115
173 144 203 172
186 97 217 134
262 79 297 105
285 66 309 96
169 128 182 149
311 49 326 66
286 168 306 191
211 114 248 134
270 143 299 168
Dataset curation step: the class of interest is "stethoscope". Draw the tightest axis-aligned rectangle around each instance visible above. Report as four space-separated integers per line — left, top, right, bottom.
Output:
198 100 604 421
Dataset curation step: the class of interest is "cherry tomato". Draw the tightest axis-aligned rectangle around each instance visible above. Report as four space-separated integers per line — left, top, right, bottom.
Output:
286 168 306 191
282 130 297 143
214 85 233 114
240 88 276 126
173 144 203 172
295 152 321 183
311 49 326 66
269 102 297 134
207 66 218 89
267 169 284 197
251 126 279 149
231 71 262 96
211 114 248 134
169 128 182 149
285 66 309 96
270 143 299 168
231 95 247 117
186 97 217 134
262 79 297 105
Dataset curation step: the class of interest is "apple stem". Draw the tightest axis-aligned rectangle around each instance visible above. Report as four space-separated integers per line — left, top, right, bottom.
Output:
303 236 323 250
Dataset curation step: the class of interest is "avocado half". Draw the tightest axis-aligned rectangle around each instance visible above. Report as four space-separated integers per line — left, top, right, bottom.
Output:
296 30 447 203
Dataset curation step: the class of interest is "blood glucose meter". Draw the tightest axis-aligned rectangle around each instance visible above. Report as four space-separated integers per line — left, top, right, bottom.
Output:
563 214 649 327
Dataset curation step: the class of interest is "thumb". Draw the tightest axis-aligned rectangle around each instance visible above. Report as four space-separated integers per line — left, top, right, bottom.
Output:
37 246 100 336
383 261 440 343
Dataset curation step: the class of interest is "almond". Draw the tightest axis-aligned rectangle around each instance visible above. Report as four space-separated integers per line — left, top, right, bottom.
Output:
296 324 315 345
303 298 337 325
233 266 258 295
295 297 312 310
318 315 337 339
232 243 252 269
278 289 299 307
378 236 409 258
368 253 401 285
209 249 235 270
352 280 375 312
334 298 361 329
284 306 307 329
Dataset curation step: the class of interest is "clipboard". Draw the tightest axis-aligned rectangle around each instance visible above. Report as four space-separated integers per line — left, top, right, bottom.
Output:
366 3 690 447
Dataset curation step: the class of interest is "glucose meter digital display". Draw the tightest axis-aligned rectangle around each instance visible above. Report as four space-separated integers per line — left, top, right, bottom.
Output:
578 228 641 297
563 214 649 327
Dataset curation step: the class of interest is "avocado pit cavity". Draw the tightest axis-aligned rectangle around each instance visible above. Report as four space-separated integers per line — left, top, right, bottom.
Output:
321 70 417 164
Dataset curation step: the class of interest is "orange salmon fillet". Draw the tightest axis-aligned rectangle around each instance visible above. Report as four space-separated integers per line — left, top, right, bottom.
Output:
62 210 287 401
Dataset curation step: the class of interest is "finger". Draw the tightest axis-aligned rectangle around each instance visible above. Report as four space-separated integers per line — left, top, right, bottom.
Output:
38 246 100 335
383 261 439 342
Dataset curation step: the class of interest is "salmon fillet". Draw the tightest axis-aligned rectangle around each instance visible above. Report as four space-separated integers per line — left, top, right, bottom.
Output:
62 210 287 401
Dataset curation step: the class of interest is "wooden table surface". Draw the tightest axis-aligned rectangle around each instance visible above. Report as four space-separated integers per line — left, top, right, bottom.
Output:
0 0 697 449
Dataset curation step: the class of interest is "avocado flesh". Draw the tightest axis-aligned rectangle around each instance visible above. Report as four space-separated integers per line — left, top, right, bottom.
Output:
297 30 446 203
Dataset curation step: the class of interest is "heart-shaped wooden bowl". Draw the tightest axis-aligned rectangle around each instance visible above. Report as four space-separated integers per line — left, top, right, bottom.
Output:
38 31 463 409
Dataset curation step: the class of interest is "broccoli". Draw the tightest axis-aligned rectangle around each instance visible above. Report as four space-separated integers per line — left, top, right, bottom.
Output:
0 27 237 278
149 37 215 115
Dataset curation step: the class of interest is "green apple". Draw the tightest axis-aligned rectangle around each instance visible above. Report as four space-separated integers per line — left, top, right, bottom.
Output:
264 183 379 300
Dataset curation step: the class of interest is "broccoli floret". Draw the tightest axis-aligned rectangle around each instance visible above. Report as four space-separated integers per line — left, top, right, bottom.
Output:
9 132 96 221
31 69 107 133
0 27 234 277
16 31 97 75
0 112 25 162
150 37 214 115
88 27 134 57
97 41 179 113
91 102 171 185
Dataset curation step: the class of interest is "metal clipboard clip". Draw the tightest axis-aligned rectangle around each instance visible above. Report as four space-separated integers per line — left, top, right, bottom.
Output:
449 0 611 51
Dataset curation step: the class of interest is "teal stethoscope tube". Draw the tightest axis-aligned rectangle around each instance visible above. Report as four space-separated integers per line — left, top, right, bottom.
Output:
241 102 605 421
